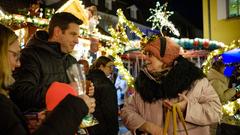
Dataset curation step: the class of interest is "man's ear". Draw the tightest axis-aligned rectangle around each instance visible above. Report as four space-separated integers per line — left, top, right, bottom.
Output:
53 26 62 38
99 65 104 70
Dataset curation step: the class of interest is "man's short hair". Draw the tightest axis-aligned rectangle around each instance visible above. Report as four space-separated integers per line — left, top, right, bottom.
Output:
48 12 83 38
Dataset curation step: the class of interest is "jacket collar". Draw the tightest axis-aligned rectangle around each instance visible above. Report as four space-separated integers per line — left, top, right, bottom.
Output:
26 31 66 57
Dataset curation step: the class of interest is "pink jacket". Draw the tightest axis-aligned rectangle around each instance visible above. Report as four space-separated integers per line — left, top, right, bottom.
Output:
121 78 222 135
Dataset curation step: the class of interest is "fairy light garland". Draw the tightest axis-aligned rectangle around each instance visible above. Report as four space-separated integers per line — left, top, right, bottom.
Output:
202 39 240 74
0 10 49 28
105 9 148 88
222 98 240 123
114 55 135 88
222 98 240 116
109 24 130 46
108 26 126 53
107 25 135 88
116 9 146 41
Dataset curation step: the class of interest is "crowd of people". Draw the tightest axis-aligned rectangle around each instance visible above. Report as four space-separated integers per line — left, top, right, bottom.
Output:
0 11 240 135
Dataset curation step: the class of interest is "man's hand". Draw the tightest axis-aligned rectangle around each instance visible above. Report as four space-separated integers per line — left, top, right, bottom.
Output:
69 82 78 91
79 95 96 113
69 81 94 96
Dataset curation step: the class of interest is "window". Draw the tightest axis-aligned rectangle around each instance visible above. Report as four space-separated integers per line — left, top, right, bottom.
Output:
128 5 138 19
228 0 240 17
90 0 98 5
105 0 112 10
130 9 137 19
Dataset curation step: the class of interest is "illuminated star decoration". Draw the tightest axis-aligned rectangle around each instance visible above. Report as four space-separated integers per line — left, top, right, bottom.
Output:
147 2 180 37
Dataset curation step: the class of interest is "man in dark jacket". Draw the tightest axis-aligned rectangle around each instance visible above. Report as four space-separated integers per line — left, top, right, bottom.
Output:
0 23 95 135
10 12 82 112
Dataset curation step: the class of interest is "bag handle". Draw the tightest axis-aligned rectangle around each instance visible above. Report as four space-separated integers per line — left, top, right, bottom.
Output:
163 104 188 135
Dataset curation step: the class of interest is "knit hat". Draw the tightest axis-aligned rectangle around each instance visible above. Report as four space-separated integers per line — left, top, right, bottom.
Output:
46 82 77 111
144 36 180 66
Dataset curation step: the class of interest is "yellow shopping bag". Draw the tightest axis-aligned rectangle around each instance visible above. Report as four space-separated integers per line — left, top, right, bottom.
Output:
163 104 188 135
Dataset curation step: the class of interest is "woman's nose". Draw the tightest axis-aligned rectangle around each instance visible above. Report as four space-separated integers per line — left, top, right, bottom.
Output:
16 60 21 68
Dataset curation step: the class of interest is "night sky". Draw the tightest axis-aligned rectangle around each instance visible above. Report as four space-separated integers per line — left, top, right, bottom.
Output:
132 0 203 30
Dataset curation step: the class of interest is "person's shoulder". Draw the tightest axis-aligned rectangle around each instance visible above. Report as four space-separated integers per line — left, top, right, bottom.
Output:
0 93 9 102
195 77 209 85
67 54 77 61
0 94 14 111
191 78 210 90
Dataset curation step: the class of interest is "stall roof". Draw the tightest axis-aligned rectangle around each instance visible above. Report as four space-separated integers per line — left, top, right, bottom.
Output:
56 0 89 25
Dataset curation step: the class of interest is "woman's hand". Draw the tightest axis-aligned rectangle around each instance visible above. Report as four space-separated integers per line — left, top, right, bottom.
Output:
163 93 188 112
177 93 188 112
139 121 163 135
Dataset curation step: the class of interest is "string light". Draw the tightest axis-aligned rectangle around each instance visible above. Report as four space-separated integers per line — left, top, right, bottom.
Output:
117 9 146 41
202 39 240 74
222 98 240 125
0 11 49 28
104 9 144 88
147 2 179 37
222 98 240 116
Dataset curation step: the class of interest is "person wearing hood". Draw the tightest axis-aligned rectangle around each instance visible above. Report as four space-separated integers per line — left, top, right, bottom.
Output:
9 12 94 112
120 35 222 135
207 59 238 104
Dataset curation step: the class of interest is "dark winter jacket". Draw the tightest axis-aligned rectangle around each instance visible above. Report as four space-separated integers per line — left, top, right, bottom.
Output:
87 69 119 135
0 94 88 135
10 31 77 112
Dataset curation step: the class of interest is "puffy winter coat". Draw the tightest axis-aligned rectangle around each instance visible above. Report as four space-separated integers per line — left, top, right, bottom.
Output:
87 69 119 135
10 31 77 112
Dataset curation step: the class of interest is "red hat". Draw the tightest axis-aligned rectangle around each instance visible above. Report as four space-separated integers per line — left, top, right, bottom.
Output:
144 36 180 66
45 82 77 111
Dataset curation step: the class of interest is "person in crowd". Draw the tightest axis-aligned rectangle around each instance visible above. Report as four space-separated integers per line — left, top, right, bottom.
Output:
9 12 94 112
87 56 119 135
207 59 239 103
115 73 128 109
78 59 90 74
120 35 222 135
0 23 95 135
207 59 240 135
